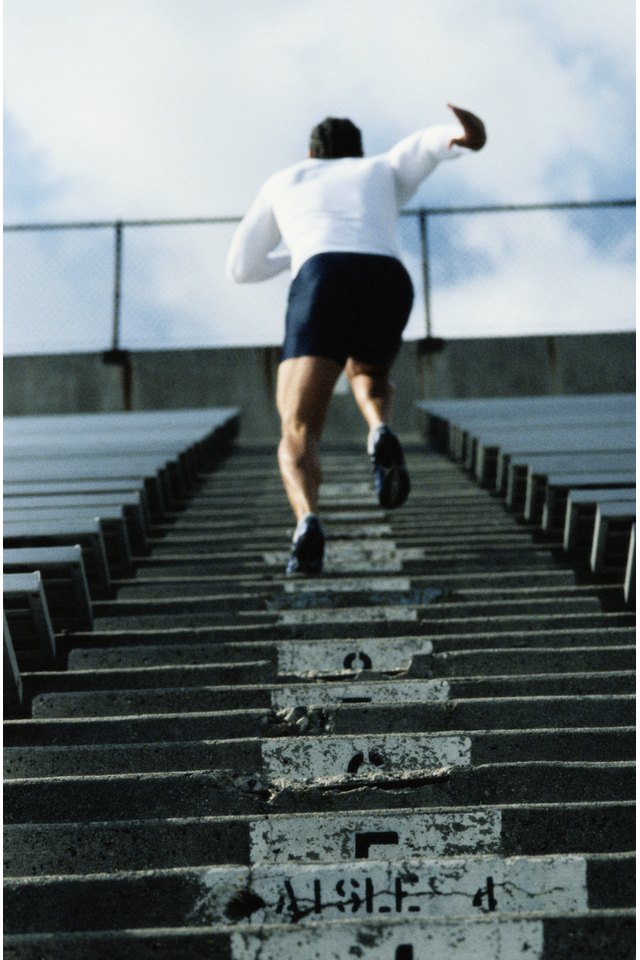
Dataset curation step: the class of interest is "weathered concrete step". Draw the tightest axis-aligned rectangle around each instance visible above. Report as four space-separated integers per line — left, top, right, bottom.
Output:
3 853 634 933
158 529 537 552
115 576 606 604
62 628 636 672
5 802 634 876
165 508 518 525
3 911 636 960
5 727 634 779
4 762 634 824
23 671 447 702
411 645 635 677
6 695 634 746
20 648 635 701
21 672 633 722
104 586 603 622
131 559 579 587
157 502 517 522
150 543 562 567
23 661 281 698
264 593 602 615
438 671 635 698
89 610 632 635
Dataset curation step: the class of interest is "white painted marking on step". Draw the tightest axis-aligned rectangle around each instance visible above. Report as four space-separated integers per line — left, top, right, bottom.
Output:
330 524 394 537
271 679 449 709
249 809 502 864
192 855 587 927
231 918 545 959
277 637 433 675
261 733 470 781
398 547 429 560
263 537 404 572
284 576 412 594
322 511 384 522
277 606 418 625
327 540 399 558
320 482 373 497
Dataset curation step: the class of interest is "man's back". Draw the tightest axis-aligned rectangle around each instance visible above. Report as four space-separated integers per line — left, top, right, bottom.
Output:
267 154 400 275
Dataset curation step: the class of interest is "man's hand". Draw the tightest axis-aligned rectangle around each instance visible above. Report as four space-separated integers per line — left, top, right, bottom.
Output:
447 104 486 151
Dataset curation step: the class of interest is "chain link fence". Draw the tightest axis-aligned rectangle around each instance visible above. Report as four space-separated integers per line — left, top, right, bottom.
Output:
4 200 634 355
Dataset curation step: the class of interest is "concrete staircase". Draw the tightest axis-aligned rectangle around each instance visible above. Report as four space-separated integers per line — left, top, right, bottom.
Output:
4 437 635 958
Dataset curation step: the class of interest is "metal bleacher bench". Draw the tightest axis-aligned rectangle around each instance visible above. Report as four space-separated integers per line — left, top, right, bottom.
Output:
3 613 24 713
4 517 116 592
417 393 636 603
564 490 637 554
3 572 57 664
2 406 240 721
513 452 636 514
3 457 175 518
3 492 150 554
4 506 134 577
3 546 93 632
536 470 636 531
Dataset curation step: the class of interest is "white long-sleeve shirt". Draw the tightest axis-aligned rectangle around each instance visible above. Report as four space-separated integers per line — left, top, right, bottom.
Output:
226 122 465 283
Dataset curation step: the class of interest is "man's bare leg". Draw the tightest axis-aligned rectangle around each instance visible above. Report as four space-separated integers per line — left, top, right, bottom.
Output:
345 357 410 509
276 355 343 522
345 358 396 436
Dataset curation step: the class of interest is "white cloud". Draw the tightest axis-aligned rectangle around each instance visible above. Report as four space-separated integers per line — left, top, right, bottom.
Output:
431 209 636 338
3 0 635 351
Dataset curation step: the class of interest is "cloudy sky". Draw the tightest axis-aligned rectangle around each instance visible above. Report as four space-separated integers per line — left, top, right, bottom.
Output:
4 0 636 353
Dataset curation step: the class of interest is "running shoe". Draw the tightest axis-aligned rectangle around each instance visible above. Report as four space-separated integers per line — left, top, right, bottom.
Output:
285 514 325 576
369 425 410 509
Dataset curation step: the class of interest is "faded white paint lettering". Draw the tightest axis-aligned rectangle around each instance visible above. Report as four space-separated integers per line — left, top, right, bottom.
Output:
261 733 471 781
231 919 545 959
284 576 411 594
192 855 587 927
249 809 502 864
271 679 449 709
277 637 433 675
277 606 418 625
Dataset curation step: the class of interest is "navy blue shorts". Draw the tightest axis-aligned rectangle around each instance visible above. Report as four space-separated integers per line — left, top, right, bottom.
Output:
282 252 414 368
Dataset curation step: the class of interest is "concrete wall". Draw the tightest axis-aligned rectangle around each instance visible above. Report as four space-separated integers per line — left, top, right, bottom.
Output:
4 332 635 438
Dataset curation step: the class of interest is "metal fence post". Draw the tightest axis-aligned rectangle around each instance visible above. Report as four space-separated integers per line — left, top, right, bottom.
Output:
418 210 432 339
111 221 124 351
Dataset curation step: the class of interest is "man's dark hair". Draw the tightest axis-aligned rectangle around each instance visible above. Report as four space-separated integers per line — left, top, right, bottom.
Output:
309 117 363 159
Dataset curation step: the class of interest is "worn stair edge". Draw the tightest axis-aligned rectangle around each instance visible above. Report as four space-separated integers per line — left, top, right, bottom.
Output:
2 910 636 960
4 802 636 877
4 762 635 823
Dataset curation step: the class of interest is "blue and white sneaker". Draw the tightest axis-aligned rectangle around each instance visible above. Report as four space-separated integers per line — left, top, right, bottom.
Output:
285 514 325 577
369 425 410 510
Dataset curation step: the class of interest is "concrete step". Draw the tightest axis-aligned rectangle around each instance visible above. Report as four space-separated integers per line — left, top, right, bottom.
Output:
3 433 633 957
7 692 634 747
3 911 636 960
5 727 634 779
4 852 634 933
129 556 580 593
87 609 633 635
107 577 602 619
19 644 635 698
21 675 635 723
15 674 635 728
5 802 634 877
61 627 636 672
5 761 634 825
